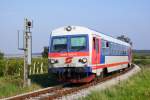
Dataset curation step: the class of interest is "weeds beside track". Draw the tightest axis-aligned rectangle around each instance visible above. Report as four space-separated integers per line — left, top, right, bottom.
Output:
4 65 134 100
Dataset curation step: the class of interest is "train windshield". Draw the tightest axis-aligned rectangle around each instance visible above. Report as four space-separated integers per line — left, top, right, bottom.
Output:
70 36 87 51
51 37 67 52
51 35 87 52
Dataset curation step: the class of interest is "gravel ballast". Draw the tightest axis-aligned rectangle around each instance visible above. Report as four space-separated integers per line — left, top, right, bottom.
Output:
58 65 141 100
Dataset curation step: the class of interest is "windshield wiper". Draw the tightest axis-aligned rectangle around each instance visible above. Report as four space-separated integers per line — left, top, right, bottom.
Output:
56 48 67 52
75 46 85 51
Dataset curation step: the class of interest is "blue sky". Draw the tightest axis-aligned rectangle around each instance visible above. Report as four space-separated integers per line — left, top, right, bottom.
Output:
0 0 150 54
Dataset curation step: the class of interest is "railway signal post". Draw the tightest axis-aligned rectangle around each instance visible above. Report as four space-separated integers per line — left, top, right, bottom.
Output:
18 18 33 87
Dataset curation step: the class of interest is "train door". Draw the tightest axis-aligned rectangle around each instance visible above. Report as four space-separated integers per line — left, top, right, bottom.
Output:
92 37 100 65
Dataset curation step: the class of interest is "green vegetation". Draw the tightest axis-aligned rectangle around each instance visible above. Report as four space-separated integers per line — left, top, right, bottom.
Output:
0 51 4 60
133 50 150 56
0 52 150 99
0 59 23 77
0 76 41 98
0 74 61 99
0 58 62 99
42 46 49 58
133 53 150 65
82 55 150 100
0 58 48 77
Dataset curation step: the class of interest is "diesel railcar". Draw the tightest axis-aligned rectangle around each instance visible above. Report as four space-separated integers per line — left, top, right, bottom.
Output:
48 26 132 83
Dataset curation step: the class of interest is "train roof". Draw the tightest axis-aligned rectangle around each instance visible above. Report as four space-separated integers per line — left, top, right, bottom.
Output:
51 26 131 47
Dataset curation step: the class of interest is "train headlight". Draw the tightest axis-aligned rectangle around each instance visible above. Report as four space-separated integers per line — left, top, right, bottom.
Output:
79 58 87 63
50 59 58 64
66 26 72 31
82 58 87 63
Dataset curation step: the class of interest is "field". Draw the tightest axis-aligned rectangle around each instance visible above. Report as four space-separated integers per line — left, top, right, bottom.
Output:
0 53 150 99
0 58 48 77
0 58 61 99
82 54 150 100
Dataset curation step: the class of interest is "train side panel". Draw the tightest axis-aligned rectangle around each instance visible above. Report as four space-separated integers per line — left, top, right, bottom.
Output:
105 56 129 72
90 33 131 76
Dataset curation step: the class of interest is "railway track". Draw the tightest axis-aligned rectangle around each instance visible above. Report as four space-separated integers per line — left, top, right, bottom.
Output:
4 64 134 100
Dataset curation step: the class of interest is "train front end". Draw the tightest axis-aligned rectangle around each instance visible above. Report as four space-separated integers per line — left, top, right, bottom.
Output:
48 26 94 83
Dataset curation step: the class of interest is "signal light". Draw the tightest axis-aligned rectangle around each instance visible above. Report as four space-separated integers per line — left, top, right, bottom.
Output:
27 21 31 27
25 19 33 28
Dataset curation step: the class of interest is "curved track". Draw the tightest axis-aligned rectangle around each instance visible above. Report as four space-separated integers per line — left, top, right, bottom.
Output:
4 65 135 100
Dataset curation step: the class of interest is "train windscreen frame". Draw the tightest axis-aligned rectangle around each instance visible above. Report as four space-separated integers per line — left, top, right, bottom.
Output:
51 37 67 52
50 34 88 52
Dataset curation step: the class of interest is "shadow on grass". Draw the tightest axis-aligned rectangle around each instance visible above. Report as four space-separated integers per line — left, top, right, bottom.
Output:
29 73 61 88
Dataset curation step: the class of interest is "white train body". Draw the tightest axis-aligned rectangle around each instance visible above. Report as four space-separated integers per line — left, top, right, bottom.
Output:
48 26 132 83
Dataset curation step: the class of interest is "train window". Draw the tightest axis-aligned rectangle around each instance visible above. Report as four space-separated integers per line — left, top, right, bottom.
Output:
111 42 114 55
127 47 129 55
102 40 105 55
93 38 96 50
102 40 111 55
102 40 105 48
51 37 67 52
96 39 99 53
70 36 86 51
106 42 110 48
106 48 110 55
126 47 128 55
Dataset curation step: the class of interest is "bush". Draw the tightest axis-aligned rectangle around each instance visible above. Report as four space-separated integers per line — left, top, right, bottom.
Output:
0 59 23 77
0 51 4 60
42 46 49 58
0 60 6 76
7 59 23 76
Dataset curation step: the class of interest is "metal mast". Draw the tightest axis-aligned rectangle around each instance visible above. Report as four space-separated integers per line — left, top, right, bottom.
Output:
18 18 33 87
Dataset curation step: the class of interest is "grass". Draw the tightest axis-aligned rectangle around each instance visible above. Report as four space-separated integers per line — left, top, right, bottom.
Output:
0 76 41 99
82 62 150 100
0 74 61 99
0 55 150 99
0 57 61 99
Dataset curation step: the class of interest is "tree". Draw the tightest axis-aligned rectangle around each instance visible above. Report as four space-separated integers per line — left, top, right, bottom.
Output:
0 51 4 60
117 35 132 45
42 46 49 58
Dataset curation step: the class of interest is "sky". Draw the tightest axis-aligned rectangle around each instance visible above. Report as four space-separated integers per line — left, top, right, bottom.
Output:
0 0 150 54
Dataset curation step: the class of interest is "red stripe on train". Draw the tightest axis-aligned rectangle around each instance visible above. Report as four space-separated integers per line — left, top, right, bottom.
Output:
92 61 129 70
48 52 89 57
